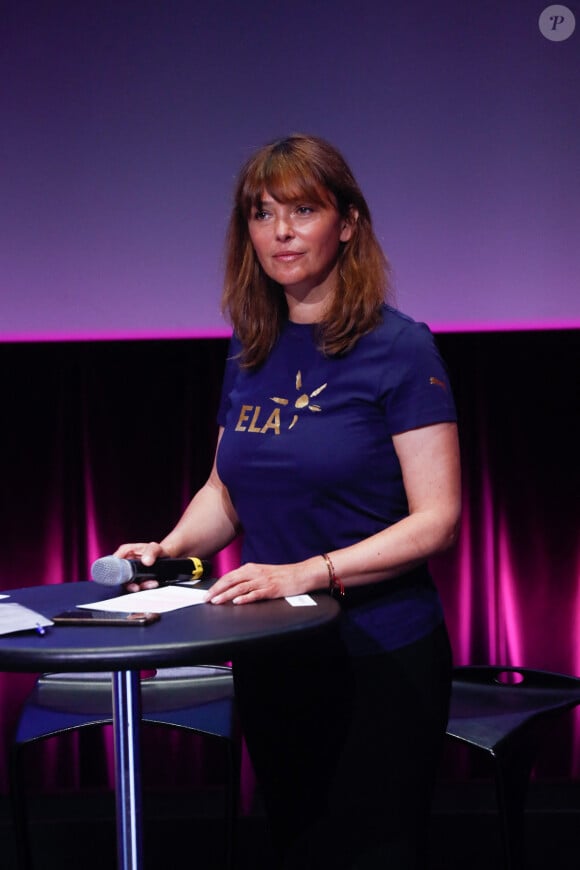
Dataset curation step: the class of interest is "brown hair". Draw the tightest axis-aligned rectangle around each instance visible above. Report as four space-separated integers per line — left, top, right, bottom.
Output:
221 134 391 368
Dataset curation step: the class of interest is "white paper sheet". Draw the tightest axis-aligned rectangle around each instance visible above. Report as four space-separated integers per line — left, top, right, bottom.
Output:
0 603 54 636
77 585 208 614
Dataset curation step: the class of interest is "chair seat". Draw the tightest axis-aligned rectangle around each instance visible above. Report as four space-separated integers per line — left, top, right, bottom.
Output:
10 665 239 870
14 666 237 743
445 666 580 869
447 675 580 753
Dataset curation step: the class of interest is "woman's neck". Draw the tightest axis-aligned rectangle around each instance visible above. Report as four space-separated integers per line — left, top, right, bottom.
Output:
284 274 337 324
285 295 329 324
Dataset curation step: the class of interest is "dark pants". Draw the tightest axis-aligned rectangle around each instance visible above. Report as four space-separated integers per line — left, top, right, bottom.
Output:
233 620 452 869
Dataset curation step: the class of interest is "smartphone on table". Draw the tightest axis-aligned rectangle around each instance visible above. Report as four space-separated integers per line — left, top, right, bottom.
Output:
52 610 160 626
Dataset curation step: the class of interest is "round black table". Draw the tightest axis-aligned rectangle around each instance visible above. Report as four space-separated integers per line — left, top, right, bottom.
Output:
0 581 339 870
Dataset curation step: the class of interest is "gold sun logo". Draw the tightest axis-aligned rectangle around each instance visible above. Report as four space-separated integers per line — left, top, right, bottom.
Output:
270 370 327 430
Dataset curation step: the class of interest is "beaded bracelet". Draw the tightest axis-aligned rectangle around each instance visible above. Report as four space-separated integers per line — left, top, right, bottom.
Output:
322 553 345 597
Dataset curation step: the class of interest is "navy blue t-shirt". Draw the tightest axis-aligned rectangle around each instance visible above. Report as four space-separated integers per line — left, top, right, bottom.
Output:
217 305 457 653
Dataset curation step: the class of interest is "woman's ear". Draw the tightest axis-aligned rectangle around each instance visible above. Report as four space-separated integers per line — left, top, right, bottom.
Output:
340 207 359 242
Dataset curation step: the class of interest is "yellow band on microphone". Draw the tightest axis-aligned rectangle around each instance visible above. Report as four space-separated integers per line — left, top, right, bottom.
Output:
188 556 205 580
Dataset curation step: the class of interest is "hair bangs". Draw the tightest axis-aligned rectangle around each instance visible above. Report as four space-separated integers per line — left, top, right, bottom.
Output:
240 147 334 217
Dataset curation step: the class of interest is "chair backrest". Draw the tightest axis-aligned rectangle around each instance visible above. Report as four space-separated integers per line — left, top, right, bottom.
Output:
452 666 580 691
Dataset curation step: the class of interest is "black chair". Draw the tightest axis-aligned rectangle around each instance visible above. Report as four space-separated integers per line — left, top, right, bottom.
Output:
9 665 239 870
445 665 580 870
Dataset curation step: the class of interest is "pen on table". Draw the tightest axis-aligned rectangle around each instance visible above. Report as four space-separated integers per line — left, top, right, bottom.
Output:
35 623 47 636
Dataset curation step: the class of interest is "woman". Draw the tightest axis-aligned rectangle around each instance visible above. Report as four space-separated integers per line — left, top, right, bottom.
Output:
116 134 461 868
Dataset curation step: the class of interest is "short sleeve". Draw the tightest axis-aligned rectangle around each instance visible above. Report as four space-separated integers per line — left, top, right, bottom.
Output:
382 321 456 434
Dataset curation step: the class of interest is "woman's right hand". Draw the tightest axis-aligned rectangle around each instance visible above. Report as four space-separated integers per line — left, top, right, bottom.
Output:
112 541 169 592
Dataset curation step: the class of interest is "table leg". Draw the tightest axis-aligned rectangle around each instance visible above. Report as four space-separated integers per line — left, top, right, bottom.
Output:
112 670 143 870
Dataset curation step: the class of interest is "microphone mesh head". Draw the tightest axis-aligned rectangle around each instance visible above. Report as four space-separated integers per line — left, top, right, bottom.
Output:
91 556 133 586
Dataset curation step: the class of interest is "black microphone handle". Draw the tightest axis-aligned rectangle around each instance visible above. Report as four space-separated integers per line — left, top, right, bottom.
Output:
130 557 212 582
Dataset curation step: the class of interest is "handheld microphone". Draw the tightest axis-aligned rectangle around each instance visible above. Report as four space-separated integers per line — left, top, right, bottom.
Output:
90 556 212 587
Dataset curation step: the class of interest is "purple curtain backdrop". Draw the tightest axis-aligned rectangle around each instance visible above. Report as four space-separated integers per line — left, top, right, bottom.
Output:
0 331 578 798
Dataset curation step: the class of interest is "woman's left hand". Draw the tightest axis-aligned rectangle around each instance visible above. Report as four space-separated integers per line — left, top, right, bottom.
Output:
205 559 321 605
